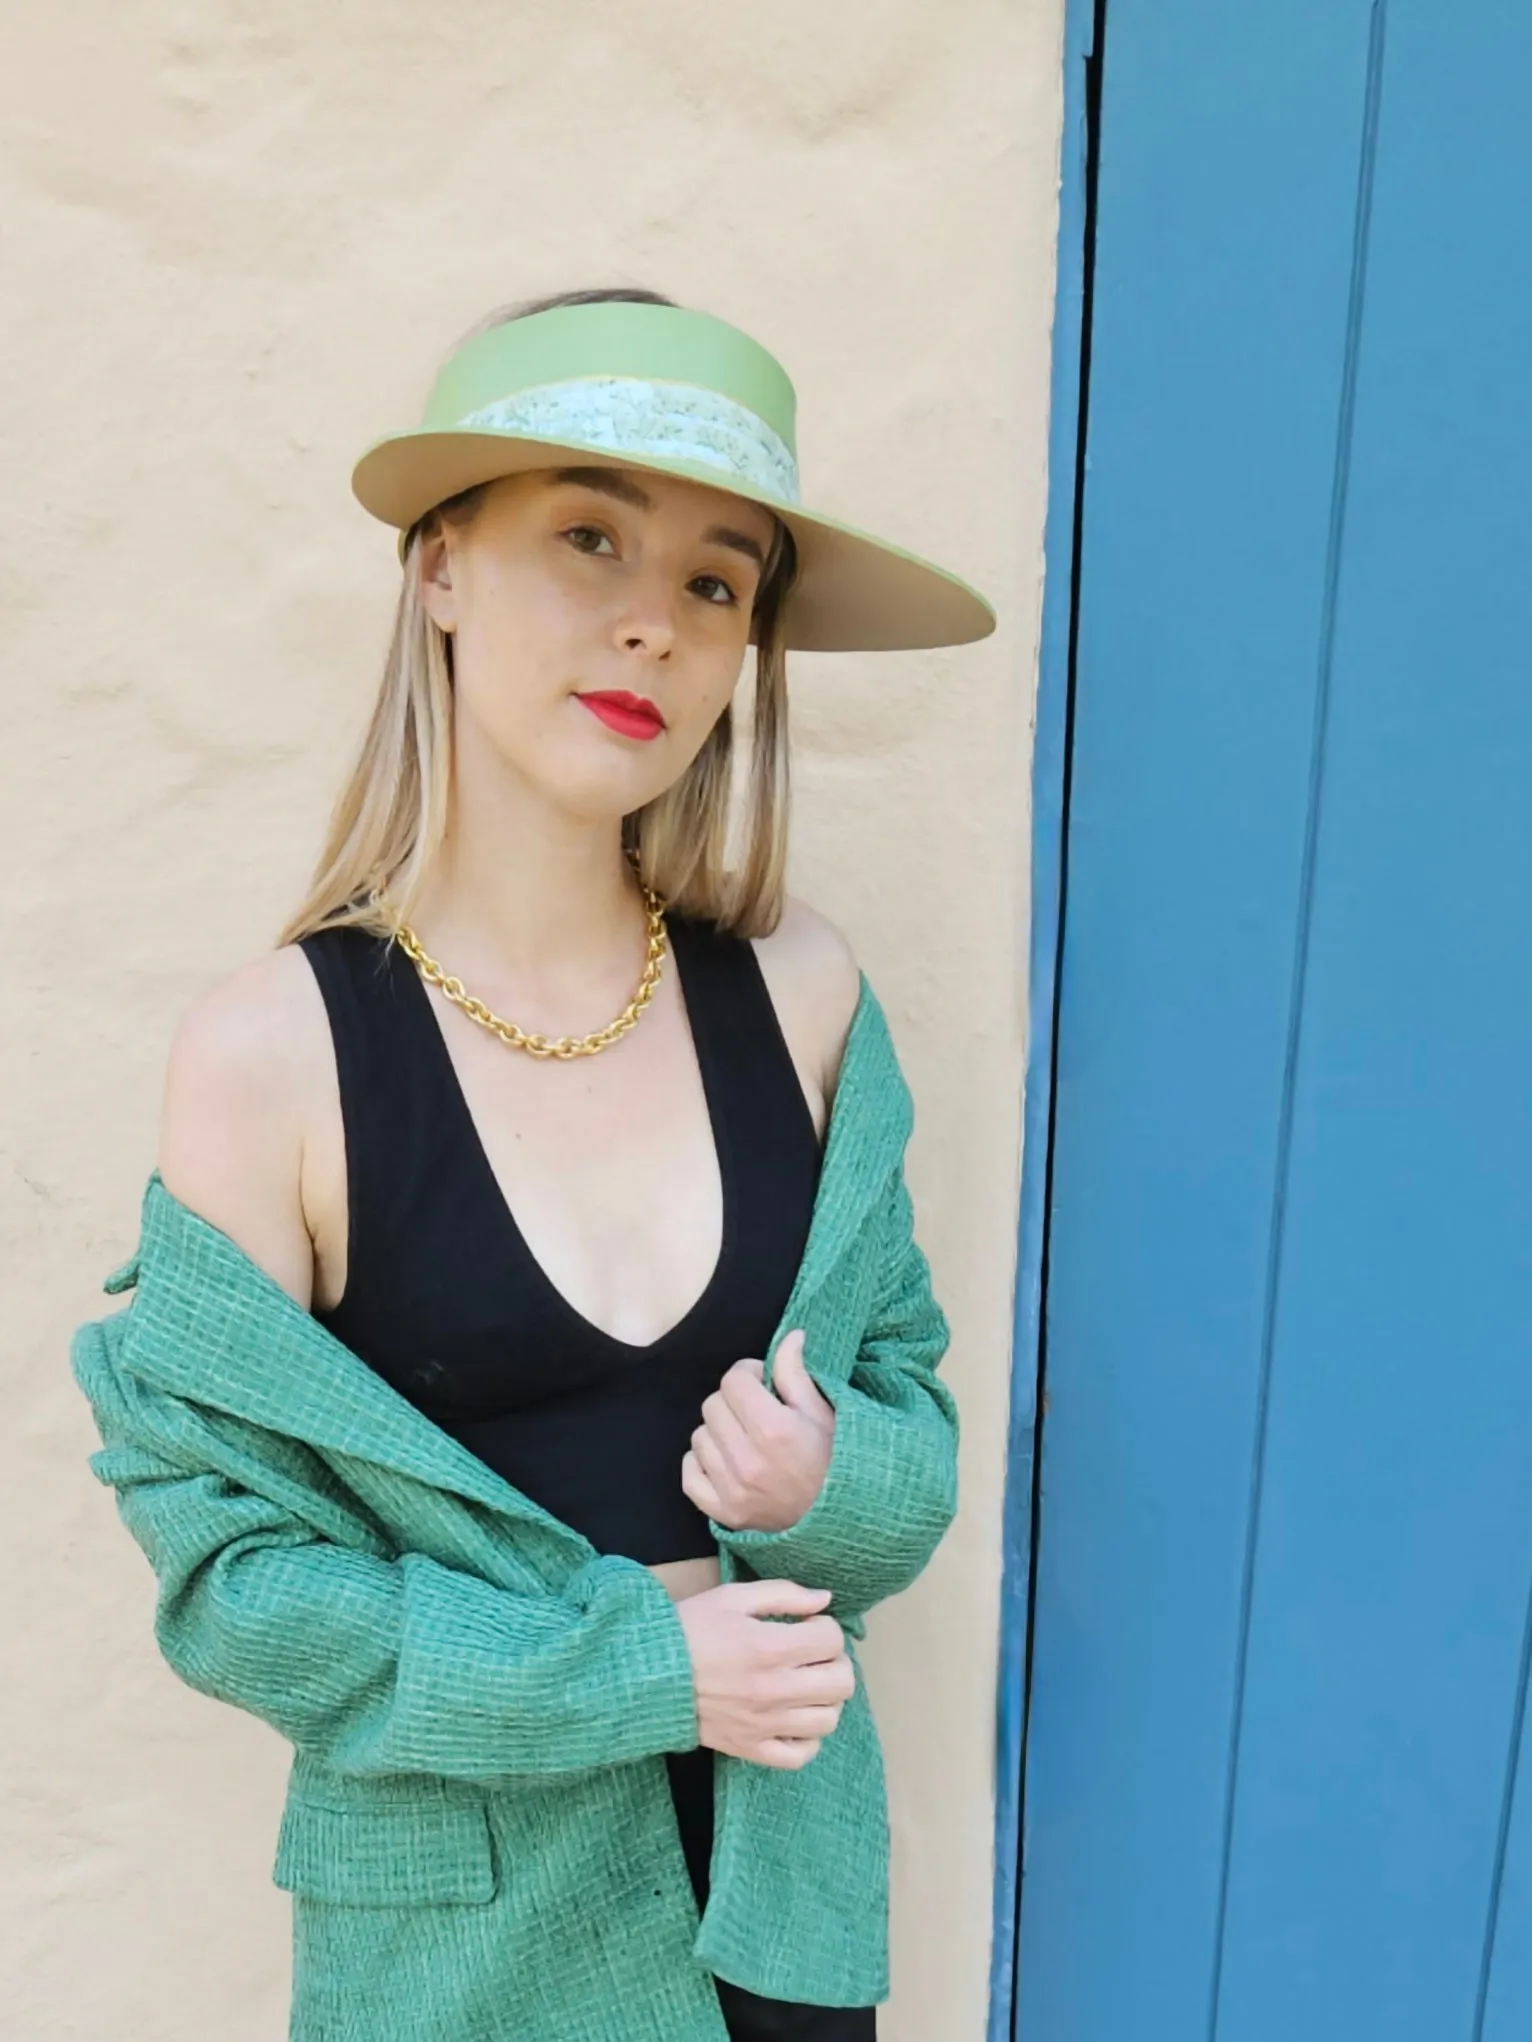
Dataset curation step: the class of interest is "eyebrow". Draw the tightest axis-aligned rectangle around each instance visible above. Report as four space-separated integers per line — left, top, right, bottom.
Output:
546 465 769 572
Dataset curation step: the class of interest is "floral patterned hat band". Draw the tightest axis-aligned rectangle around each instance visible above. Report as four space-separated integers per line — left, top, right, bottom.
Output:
350 299 996 654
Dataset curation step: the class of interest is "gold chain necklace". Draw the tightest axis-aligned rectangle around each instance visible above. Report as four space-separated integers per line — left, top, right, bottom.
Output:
367 856 670 1061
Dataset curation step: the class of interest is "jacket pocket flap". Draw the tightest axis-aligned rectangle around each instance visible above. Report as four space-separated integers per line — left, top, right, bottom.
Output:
273 1793 497 1907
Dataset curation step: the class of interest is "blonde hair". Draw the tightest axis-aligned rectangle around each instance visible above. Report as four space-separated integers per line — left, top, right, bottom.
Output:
274 285 801 953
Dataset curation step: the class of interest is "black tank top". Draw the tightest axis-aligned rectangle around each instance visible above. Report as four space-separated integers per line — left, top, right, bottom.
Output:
297 910 822 1564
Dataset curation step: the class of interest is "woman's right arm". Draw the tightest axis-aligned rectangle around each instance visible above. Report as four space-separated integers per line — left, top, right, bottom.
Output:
75 949 851 1779
73 1349 703 1778
154 945 341 1311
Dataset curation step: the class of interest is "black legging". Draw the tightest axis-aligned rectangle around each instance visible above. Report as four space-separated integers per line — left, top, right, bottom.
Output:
664 1747 879 2041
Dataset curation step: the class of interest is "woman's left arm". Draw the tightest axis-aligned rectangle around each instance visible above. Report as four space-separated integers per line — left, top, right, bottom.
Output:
705 1166 959 1627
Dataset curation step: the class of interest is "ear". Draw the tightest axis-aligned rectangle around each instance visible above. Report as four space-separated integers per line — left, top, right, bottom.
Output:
416 523 459 633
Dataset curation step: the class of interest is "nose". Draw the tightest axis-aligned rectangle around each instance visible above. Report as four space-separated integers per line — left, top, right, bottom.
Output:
612 565 678 660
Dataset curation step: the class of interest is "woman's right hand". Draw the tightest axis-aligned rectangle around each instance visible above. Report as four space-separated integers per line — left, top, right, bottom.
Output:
674 1578 855 1769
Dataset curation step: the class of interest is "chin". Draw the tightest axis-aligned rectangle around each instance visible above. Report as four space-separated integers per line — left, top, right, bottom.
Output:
543 759 671 822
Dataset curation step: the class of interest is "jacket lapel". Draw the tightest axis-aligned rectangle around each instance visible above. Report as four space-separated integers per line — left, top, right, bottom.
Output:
768 975 911 1326
112 970 911 1528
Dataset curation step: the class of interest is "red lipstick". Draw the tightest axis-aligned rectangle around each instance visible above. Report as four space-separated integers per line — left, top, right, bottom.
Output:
577 691 666 741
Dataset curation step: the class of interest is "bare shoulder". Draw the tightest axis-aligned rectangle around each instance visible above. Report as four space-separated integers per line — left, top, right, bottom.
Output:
749 893 863 1122
157 941 333 1305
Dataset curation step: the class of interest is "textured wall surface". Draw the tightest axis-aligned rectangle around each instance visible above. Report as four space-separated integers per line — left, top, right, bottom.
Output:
3 4 1063 2035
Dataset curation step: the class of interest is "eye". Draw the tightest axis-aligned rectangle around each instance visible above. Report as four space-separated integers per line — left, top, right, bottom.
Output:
563 523 616 556
690 573 738 607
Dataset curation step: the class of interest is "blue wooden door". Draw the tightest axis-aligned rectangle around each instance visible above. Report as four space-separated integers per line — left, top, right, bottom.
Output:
1009 4 1532 2038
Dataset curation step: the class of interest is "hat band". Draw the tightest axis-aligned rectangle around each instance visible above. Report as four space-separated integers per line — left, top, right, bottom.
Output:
458 375 802 505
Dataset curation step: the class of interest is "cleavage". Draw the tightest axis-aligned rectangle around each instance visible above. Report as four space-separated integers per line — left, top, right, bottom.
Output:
419 958 726 1351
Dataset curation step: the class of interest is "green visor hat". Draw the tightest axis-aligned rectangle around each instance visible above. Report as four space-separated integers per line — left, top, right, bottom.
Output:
350 300 996 654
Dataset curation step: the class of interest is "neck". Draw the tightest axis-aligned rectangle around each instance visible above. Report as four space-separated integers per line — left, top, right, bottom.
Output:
401 730 654 1033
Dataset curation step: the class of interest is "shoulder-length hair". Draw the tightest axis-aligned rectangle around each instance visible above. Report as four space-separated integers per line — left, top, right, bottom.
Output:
274 284 800 953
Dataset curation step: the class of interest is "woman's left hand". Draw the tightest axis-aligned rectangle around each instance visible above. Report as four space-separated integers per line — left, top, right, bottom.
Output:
681 1328 835 1533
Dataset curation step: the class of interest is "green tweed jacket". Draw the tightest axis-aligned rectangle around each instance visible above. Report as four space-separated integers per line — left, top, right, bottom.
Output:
69 972 958 2042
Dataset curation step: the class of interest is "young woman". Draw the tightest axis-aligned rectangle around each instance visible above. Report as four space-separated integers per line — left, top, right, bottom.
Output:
76 286 994 2041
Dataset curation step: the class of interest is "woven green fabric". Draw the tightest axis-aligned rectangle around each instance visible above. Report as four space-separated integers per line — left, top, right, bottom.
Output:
69 972 958 2042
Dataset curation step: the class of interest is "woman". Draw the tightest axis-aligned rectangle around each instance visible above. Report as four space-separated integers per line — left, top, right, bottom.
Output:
71 285 994 2041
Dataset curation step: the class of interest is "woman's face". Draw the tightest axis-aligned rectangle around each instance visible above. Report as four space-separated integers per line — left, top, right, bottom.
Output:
417 463 780 819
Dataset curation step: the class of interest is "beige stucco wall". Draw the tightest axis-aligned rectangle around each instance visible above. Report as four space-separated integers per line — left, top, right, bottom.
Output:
4 4 1063 2035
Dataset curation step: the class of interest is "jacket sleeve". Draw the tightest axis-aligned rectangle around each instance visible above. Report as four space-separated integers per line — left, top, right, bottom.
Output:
71 1320 701 1784
709 1165 959 1626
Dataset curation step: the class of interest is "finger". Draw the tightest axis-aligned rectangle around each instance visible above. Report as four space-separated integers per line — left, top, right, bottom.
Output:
761 1704 844 1743
714 1359 792 1442
732 1578 833 1616
769 1331 833 1416
762 1610 846 1666
679 1447 726 1520
785 1703 847 1736
690 1425 746 1513
697 1387 760 1482
775 1327 807 1366
758 1737 823 1771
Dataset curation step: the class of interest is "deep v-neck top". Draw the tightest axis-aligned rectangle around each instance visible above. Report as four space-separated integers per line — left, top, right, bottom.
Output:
297 908 823 1564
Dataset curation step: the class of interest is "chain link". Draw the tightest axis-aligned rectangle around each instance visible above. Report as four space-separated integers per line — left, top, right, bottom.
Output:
367 854 670 1060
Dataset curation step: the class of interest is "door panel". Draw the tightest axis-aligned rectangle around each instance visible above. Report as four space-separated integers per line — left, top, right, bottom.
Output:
1214 7 1532 2037
1013 3 1532 2037
1015 2 1379 2031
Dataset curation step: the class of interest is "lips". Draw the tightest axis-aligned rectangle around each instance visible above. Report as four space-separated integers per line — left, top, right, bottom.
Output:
577 691 666 741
